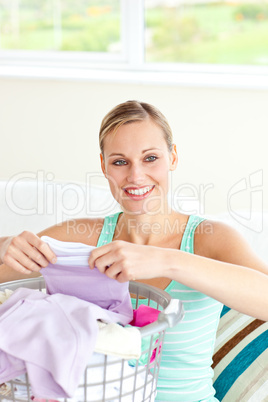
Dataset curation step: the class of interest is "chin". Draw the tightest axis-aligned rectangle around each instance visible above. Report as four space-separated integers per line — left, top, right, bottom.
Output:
120 200 163 216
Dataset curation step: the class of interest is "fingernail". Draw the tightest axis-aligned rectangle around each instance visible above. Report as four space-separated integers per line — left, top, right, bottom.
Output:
52 257 57 264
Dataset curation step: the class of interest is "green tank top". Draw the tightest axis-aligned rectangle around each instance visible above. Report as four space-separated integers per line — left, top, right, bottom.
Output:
97 212 222 402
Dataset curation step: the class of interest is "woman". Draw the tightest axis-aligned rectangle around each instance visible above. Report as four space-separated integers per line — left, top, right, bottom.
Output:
0 100 267 402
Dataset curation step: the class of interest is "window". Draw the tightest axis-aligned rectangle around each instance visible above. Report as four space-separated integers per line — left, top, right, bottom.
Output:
0 0 268 87
0 0 123 61
145 1 268 66
0 0 121 53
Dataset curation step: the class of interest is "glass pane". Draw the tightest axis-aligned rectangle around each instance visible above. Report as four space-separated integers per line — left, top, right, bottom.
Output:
0 0 121 53
145 0 268 66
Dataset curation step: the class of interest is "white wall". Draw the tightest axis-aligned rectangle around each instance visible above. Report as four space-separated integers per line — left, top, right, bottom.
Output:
0 77 267 216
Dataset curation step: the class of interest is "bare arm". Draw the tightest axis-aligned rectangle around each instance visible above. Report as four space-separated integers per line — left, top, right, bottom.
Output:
0 218 103 283
89 221 268 321
166 249 268 320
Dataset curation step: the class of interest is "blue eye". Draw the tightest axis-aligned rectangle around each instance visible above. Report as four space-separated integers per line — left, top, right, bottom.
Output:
146 155 157 162
113 159 127 166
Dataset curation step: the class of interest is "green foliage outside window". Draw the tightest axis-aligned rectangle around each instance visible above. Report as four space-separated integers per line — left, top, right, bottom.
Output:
0 0 120 52
0 1 267 66
145 3 268 65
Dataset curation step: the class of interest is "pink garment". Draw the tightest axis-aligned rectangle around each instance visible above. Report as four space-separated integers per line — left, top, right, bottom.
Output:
129 305 161 365
129 304 160 327
0 287 131 399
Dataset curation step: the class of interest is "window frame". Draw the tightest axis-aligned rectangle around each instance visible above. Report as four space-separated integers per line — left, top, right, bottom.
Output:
0 0 268 90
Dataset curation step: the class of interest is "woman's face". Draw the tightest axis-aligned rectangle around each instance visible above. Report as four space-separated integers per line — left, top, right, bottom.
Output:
100 118 178 215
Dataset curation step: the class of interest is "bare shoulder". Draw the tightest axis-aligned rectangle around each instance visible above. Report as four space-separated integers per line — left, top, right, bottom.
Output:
194 218 268 273
37 217 105 247
193 219 217 259
194 218 249 260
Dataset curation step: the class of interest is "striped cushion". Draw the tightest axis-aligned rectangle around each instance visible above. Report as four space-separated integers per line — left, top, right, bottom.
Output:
212 306 268 401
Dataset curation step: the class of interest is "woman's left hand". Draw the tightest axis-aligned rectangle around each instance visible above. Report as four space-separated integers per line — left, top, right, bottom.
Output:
88 240 166 282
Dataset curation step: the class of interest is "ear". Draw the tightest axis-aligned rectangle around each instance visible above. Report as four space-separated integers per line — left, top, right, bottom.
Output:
169 144 178 171
100 153 107 178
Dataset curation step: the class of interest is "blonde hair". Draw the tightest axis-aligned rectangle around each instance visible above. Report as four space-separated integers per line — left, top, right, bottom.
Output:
99 100 173 155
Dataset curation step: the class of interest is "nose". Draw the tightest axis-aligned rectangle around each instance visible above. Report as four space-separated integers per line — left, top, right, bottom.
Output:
127 162 145 185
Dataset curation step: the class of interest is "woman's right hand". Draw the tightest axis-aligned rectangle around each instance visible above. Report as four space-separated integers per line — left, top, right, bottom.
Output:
0 231 57 274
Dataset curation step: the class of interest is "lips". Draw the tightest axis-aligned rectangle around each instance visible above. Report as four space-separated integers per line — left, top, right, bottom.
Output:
123 185 155 200
124 185 154 195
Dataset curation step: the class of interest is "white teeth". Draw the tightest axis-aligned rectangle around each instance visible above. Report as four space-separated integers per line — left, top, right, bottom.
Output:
126 186 153 196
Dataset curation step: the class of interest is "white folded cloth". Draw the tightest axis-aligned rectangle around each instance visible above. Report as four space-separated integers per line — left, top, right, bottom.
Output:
95 321 141 359
0 289 13 305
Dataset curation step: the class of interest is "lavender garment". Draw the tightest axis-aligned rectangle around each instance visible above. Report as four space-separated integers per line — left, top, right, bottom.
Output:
40 236 133 317
0 236 133 398
0 287 132 398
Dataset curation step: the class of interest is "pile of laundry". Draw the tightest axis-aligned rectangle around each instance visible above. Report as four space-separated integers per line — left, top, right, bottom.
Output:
0 237 160 401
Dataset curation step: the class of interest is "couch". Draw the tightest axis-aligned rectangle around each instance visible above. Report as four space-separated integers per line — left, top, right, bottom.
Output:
0 179 267 401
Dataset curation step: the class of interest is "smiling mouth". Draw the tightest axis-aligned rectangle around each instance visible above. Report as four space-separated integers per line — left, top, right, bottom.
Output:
124 185 155 196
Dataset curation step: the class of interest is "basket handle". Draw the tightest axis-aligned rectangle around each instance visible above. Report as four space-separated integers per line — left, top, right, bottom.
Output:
139 299 184 338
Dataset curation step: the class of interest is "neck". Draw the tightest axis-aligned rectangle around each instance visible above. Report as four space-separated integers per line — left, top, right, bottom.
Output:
117 207 185 246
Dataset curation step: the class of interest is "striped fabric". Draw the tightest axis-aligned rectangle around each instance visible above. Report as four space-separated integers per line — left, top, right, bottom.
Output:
98 214 223 401
141 216 222 402
155 282 222 401
213 307 268 401
97 212 122 247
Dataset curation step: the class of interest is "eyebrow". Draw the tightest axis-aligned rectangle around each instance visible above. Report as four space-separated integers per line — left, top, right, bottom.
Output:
108 148 161 158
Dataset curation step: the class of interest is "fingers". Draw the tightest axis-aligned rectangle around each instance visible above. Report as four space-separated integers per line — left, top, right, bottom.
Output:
23 232 57 264
89 241 135 282
2 231 57 274
3 252 36 275
12 240 49 268
103 262 134 283
89 241 126 272
89 243 117 274
88 242 114 271
6 246 45 273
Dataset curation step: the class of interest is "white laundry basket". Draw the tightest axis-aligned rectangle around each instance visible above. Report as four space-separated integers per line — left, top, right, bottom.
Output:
0 278 184 402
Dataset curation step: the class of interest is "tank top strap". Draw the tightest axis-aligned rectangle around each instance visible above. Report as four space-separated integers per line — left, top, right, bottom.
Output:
97 212 122 247
180 215 206 254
